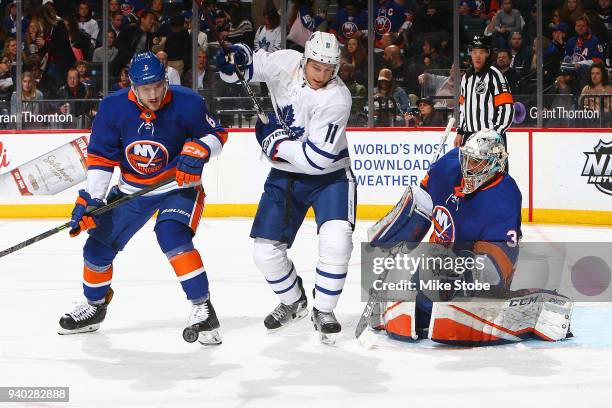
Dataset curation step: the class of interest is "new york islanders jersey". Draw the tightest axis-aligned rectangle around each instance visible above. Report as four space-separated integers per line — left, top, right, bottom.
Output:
86 86 227 197
225 49 352 176
375 0 409 39
329 9 368 44
422 148 522 278
564 33 604 65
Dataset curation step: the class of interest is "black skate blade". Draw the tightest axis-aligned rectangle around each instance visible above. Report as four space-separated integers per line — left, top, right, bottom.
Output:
265 308 309 333
57 324 100 335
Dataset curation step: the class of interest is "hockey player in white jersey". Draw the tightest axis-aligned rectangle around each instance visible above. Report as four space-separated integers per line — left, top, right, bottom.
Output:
216 32 354 344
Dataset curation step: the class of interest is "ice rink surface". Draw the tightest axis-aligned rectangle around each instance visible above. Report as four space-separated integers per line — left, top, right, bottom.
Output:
1 218 611 408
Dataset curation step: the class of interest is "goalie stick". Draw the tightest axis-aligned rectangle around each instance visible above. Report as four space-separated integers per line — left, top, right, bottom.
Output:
0 178 175 259
355 117 455 341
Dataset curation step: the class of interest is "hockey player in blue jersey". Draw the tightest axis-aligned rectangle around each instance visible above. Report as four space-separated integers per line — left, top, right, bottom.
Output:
58 52 228 345
216 32 354 344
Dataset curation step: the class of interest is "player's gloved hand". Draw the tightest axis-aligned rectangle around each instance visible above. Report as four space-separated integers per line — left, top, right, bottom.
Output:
176 138 210 187
255 113 291 160
69 190 104 237
214 43 253 75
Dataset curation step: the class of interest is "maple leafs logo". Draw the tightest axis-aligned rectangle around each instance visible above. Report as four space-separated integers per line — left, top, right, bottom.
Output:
276 104 305 139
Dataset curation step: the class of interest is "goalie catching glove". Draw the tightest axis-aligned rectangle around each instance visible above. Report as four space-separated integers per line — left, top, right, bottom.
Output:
69 190 104 237
176 138 210 186
255 113 291 160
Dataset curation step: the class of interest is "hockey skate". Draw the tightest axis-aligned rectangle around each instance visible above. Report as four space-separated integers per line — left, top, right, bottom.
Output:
264 276 308 331
58 288 114 335
182 298 222 345
311 307 341 345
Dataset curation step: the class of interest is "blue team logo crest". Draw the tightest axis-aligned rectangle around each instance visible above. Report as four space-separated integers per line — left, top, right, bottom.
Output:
375 16 392 35
431 206 455 244
277 104 305 139
125 140 169 175
342 21 359 39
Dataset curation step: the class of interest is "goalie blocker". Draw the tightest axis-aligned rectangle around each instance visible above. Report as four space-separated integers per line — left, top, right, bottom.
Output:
365 129 574 346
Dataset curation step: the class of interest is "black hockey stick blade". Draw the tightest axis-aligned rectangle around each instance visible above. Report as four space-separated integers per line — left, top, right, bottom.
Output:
0 178 175 259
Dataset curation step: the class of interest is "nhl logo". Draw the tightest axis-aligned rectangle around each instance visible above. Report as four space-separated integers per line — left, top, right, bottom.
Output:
582 139 612 196
475 80 487 95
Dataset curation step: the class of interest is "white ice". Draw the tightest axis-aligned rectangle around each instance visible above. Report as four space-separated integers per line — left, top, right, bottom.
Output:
1 218 611 408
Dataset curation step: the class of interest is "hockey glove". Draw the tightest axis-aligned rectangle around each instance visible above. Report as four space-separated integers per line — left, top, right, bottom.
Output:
69 190 104 237
214 43 253 75
176 138 210 187
255 113 291 160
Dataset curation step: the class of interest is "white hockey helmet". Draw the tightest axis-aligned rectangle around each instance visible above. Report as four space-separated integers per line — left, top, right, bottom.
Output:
302 31 341 78
459 129 508 194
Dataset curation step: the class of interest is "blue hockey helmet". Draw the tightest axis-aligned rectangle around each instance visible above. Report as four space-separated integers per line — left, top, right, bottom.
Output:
128 51 165 86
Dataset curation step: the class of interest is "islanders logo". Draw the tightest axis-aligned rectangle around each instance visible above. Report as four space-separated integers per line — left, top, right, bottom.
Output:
431 206 455 244
125 141 168 175
375 16 392 35
341 21 359 39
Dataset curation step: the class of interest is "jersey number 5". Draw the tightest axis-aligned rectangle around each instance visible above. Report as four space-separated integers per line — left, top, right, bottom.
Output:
325 124 339 144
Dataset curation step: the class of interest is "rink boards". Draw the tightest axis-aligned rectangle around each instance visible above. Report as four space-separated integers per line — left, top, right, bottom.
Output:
0 128 611 225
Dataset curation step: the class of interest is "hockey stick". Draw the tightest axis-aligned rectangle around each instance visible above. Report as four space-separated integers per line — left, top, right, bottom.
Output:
0 178 175 259
194 0 268 125
355 116 455 343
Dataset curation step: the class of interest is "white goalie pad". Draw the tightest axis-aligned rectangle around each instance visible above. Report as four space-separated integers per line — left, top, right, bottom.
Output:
428 291 573 346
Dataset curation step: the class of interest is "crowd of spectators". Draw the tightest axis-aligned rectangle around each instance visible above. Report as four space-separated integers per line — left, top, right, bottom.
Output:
0 0 609 129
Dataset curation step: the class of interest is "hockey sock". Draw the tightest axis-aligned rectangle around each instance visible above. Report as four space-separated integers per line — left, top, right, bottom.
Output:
168 249 209 304
253 238 302 305
82 237 117 303
313 220 352 312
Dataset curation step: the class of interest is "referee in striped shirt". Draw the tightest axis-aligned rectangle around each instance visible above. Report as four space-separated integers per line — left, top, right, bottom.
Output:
454 36 514 148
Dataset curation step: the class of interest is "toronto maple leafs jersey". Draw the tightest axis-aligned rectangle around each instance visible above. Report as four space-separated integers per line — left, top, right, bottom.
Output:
222 49 352 175
86 86 226 198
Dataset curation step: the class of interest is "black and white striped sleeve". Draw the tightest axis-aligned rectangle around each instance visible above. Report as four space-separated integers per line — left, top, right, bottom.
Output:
490 67 514 134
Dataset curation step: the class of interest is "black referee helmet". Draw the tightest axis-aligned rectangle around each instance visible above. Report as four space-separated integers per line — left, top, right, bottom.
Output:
468 35 490 52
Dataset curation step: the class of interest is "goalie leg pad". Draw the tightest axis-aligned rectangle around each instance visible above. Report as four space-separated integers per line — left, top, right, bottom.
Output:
368 186 432 248
428 291 574 346
382 301 418 341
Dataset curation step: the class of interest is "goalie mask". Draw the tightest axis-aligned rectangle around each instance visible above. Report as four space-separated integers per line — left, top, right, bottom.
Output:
301 31 341 85
459 129 508 194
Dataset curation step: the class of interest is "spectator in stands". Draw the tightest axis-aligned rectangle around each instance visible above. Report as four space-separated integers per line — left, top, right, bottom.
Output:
120 1 140 26
110 66 130 92
422 37 450 70
220 3 254 46
64 16 92 61
495 48 522 94
109 0 121 14
374 67 411 126
593 0 611 30
150 0 170 27
25 18 43 60
213 8 230 38
155 50 180 85
508 31 531 75
182 49 213 90
341 37 367 85
406 97 445 127
382 45 409 90
92 30 118 63
420 4 448 33
375 0 411 49
491 0 524 49
564 15 604 73
2 1 28 39
33 1 76 83
57 67 92 122
113 10 155 75
546 67 579 126
543 22 568 85
161 15 190 77
338 62 366 124
560 0 585 26
0 55 13 96
110 11 124 38
287 0 315 51
29 56 57 99
75 60 98 96
579 63 611 118
2 37 25 68
254 5 281 52
10 71 44 120
77 1 99 48
425 63 456 109
329 0 367 45
548 9 563 35
184 11 208 52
